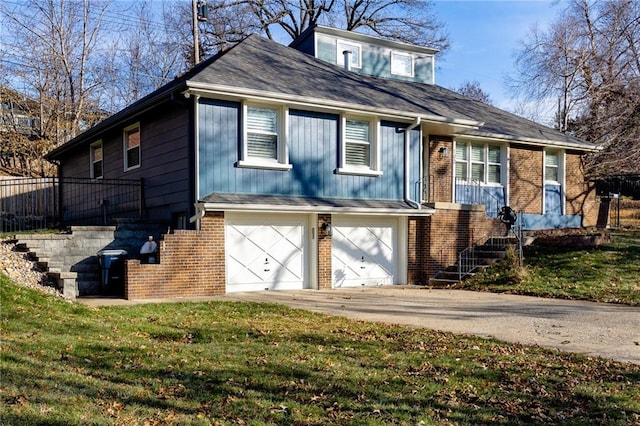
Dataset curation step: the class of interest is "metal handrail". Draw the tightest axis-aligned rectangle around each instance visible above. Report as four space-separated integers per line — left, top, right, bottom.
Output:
457 212 523 280
455 178 503 216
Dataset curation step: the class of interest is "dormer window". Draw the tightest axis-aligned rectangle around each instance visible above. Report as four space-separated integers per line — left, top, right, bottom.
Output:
391 52 414 77
337 40 361 69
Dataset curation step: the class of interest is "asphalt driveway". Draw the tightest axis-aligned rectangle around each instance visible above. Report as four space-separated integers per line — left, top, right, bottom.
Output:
222 287 640 365
81 286 640 364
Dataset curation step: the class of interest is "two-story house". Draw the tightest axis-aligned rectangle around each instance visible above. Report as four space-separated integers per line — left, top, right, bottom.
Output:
46 26 599 299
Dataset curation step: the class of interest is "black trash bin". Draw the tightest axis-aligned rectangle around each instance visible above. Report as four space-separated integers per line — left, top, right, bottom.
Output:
97 249 128 295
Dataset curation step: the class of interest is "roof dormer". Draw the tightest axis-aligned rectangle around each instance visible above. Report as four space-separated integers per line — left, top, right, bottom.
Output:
290 25 437 84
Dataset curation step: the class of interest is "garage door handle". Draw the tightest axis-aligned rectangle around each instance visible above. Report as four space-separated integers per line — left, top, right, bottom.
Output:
264 268 270 272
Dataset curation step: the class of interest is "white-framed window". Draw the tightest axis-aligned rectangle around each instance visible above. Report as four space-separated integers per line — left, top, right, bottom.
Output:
544 150 561 183
336 116 382 176
391 51 414 77
90 141 103 179
455 141 503 184
123 122 140 171
336 40 361 69
236 103 291 170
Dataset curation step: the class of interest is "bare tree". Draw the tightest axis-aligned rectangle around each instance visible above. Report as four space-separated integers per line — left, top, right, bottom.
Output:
454 81 493 105
509 0 640 176
99 1 186 110
199 0 449 54
1 0 111 148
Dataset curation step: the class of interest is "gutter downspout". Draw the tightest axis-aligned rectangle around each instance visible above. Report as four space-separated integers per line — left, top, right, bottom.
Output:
405 117 421 209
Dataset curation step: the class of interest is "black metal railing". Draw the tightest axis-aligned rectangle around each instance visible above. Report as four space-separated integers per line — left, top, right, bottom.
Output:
1 177 144 232
0 177 58 232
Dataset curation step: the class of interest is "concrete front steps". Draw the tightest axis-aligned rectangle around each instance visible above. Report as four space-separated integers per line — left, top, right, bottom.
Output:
428 244 509 287
16 226 117 299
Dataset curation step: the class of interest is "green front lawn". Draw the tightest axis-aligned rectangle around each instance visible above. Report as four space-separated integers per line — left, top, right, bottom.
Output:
2 276 639 425
459 230 640 305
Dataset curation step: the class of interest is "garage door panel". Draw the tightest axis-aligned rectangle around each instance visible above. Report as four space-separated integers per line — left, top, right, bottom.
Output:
332 217 397 288
226 214 307 293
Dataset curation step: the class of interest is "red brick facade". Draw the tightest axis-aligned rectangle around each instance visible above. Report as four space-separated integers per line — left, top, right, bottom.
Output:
565 152 598 227
317 214 332 289
509 144 544 214
408 203 503 284
125 213 225 299
427 136 454 203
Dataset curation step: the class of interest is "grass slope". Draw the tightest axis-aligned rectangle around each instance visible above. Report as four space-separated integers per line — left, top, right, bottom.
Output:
2 275 639 425
459 231 640 305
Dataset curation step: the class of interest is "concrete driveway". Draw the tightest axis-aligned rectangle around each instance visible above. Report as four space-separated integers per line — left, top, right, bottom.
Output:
222 287 640 365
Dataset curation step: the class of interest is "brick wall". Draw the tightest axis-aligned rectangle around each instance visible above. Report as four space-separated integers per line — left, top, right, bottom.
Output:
565 152 599 226
317 214 332 289
125 213 225 299
509 144 543 214
427 135 453 203
408 203 503 283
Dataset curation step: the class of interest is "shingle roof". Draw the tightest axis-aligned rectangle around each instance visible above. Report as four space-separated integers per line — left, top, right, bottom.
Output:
49 32 595 159
189 34 594 150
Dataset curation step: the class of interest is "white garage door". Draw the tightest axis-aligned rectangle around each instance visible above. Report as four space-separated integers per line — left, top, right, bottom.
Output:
332 216 397 288
226 213 307 293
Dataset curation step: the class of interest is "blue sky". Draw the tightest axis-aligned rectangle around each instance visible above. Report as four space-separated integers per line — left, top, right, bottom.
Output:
432 0 563 113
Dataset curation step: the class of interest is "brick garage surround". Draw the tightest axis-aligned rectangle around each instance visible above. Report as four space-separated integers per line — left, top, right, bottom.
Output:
125 213 225 299
408 203 503 284
317 214 332 289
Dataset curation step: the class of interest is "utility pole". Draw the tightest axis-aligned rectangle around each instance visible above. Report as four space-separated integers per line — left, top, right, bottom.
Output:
192 0 208 66
192 0 199 66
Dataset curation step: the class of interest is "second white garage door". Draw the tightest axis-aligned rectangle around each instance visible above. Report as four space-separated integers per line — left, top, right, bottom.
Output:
226 213 308 293
332 216 397 288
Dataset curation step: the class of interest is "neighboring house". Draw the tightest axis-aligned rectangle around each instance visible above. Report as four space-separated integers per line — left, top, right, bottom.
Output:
46 26 599 299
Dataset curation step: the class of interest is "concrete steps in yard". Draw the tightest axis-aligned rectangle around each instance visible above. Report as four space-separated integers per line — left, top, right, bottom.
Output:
14 222 169 299
16 226 116 299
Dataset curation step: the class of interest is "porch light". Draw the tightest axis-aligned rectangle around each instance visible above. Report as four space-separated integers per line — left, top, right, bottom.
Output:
321 221 332 236
438 146 450 158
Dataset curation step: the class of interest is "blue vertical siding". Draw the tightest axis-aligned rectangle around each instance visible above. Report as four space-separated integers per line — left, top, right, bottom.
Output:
198 99 418 201
545 184 562 214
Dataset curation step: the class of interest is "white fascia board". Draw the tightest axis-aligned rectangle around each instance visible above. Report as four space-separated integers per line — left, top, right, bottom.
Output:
312 25 440 55
199 202 435 216
184 82 483 129
453 131 600 152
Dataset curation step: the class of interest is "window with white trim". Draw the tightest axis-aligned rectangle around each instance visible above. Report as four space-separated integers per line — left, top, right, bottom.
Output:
90 141 103 179
545 150 560 183
455 141 502 184
391 51 414 77
123 123 140 171
237 104 291 170
337 116 381 176
337 40 361 69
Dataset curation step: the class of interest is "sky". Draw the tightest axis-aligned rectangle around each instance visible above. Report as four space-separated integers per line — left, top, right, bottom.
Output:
432 0 564 117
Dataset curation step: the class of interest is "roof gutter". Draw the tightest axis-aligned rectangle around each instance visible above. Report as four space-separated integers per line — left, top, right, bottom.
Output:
405 117 421 209
193 201 435 216
454 131 601 152
184 82 483 129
